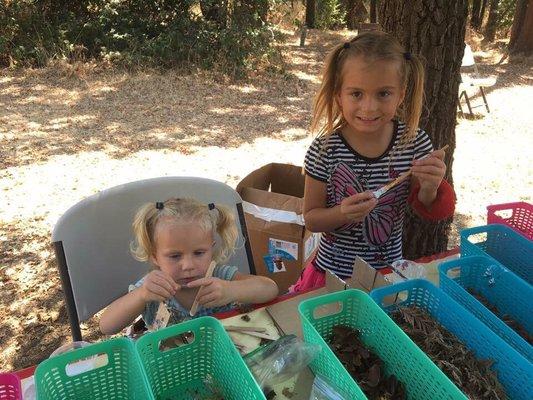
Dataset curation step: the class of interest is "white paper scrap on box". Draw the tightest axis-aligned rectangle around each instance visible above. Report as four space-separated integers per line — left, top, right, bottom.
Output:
243 201 305 225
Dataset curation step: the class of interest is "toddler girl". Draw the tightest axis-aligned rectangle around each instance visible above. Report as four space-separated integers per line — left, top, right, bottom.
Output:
100 197 278 334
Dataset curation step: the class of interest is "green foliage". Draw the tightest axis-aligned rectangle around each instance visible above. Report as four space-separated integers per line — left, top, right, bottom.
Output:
315 0 346 30
0 0 281 77
495 0 516 33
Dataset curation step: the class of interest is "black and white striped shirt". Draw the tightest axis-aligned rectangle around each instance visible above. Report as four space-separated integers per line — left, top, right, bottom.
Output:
304 121 433 277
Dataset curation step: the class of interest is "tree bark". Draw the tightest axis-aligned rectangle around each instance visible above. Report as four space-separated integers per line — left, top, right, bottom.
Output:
306 0 316 28
483 0 500 43
379 0 468 259
471 0 482 29
509 0 533 55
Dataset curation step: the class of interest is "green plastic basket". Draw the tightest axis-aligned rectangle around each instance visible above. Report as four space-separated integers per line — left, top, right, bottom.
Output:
135 316 266 400
298 289 467 400
35 337 154 400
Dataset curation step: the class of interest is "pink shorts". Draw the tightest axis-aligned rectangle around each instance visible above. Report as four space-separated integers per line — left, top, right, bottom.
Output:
289 260 326 293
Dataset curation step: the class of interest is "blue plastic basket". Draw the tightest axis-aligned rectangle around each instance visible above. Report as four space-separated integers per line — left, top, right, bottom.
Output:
370 280 533 400
135 316 265 400
298 289 466 400
439 255 532 363
460 224 533 285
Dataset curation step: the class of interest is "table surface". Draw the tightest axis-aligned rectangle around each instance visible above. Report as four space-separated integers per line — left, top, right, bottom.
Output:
14 248 460 400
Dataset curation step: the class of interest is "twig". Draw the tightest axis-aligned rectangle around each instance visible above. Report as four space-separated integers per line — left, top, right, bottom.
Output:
373 145 449 199
189 260 216 316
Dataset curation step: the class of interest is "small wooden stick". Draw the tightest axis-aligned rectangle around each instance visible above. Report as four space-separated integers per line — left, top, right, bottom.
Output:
231 330 274 340
373 145 449 199
225 325 267 333
189 261 216 316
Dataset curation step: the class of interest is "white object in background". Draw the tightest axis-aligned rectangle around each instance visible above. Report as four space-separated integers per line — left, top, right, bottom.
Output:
390 259 427 280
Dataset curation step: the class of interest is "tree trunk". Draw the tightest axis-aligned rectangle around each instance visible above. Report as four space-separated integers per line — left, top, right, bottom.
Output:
471 0 482 29
370 0 377 23
379 0 468 259
306 0 316 28
509 0 533 55
343 0 368 29
483 0 500 43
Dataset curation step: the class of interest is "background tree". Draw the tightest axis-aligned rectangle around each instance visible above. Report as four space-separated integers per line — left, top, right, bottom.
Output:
484 0 501 42
509 0 533 54
343 0 368 29
306 0 316 28
471 0 488 30
379 0 468 258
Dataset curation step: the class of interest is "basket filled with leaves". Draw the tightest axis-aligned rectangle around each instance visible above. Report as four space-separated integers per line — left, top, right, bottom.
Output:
371 279 533 400
298 289 466 399
439 255 532 362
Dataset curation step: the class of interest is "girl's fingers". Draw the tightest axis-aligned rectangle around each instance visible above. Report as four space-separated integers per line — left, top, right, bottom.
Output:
412 165 444 177
153 271 179 291
151 275 178 294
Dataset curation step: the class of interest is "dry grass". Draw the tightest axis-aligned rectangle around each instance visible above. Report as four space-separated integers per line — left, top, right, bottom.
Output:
1 29 532 371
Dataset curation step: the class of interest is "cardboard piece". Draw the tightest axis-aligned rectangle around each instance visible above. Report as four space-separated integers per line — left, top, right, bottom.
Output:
325 256 399 305
266 287 328 339
236 163 320 293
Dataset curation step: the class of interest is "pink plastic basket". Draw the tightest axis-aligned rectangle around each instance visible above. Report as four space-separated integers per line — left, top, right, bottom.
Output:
0 373 22 400
487 202 533 240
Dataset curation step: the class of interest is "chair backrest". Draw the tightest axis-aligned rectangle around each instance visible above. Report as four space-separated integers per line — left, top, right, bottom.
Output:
52 177 254 340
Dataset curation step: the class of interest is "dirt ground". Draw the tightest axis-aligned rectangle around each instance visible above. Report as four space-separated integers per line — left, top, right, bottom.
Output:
0 29 531 371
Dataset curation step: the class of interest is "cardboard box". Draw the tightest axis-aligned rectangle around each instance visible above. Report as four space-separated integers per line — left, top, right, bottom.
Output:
325 256 399 305
236 163 320 293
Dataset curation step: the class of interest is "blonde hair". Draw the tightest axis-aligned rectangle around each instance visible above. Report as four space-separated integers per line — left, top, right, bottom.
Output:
131 198 238 264
311 31 425 147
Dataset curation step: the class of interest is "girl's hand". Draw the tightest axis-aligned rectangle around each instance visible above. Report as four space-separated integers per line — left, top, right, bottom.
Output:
411 148 447 194
140 270 179 303
187 277 233 308
340 191 378 222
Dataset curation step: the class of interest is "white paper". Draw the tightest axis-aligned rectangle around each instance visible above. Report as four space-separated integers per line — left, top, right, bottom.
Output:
242 201 305 225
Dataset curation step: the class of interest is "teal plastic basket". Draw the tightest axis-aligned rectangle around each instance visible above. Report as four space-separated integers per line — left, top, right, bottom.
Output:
35 337 154 400
461 224 533 285
135 316 265 400
439 255 533 362
298 289 466 400
371 280 533 400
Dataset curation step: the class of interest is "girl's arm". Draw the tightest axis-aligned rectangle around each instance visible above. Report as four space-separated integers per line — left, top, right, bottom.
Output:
229 273 279 304
99 289 147 335
100 270 178 335
189 273 278 308
303 175 377 232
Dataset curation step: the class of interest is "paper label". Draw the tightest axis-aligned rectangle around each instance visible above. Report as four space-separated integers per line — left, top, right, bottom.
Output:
149 302 171 331
263 238 298 273
304 233 321 261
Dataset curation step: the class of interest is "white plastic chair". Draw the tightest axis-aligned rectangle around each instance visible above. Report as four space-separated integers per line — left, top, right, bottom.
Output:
458 44 496 115
52 177 254 341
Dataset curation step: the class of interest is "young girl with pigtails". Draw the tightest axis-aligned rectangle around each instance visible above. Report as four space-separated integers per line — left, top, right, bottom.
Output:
100 197 278 335
291 31 455 292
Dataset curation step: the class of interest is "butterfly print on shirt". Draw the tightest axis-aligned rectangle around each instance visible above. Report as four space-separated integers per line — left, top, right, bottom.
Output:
330 162 405 246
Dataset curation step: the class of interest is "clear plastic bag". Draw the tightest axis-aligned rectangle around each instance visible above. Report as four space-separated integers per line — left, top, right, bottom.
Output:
244 335 321 392
309 374 347 400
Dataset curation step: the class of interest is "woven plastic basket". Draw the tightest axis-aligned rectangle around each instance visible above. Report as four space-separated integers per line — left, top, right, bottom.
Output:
35 337 154 400
371 279 533 400
298 289 466 400
439 255 532 362
487 202 533 240
135 316 265 400
0 373 22 400
461 224 533 285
